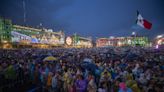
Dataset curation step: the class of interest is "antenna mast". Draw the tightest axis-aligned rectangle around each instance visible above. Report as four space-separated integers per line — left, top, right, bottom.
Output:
23 0 26 24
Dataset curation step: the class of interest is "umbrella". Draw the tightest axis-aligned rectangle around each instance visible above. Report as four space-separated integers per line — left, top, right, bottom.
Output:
81 62 97 72
83 58 92 63
43 56 57 61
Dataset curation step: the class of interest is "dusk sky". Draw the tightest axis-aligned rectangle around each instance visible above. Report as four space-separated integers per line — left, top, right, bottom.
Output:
0 0 164 39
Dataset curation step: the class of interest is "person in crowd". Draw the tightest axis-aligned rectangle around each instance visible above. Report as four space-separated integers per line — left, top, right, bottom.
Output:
75 74 87 92
87 73 97 92
0 47 163 92
118 82 133 92
98 82 107 92
52 72 58 92
46 72 53 92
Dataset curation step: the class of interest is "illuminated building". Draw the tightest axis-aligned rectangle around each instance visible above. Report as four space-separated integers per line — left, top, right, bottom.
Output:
0 17 65 48
96 36 149 47
96 38 110 47
0 18 12 43
66 34 93 48
12 25 65 47
0 17 12 48
75 36 92 48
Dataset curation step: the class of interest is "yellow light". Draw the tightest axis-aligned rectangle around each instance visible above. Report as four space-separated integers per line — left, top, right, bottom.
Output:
3 44 12 49
3 40 8 43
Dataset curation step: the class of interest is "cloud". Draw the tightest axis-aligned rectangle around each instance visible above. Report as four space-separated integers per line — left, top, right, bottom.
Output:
0 0 75 30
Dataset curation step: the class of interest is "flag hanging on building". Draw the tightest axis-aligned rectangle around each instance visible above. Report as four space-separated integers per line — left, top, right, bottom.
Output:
136 11 152 30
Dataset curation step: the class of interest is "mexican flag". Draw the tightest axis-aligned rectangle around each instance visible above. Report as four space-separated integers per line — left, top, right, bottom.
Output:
136 11 152 30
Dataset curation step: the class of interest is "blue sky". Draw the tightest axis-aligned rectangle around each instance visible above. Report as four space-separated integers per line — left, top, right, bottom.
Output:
0 0 164 39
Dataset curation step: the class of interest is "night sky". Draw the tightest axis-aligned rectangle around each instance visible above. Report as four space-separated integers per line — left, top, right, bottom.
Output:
0 0 164 39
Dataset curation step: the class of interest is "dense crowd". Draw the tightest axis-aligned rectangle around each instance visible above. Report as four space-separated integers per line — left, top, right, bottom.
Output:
0 47 164 92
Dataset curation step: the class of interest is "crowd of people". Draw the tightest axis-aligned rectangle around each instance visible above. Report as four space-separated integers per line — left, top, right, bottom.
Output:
0 47 164 92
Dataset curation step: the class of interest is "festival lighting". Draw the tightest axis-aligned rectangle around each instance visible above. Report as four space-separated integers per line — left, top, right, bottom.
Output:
128 39 131 44
118 41 122 46
132 32 136 36
110 36 114 39
155 45 159 49
3 40 8 43
157 39 162 45
156 35 163 39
